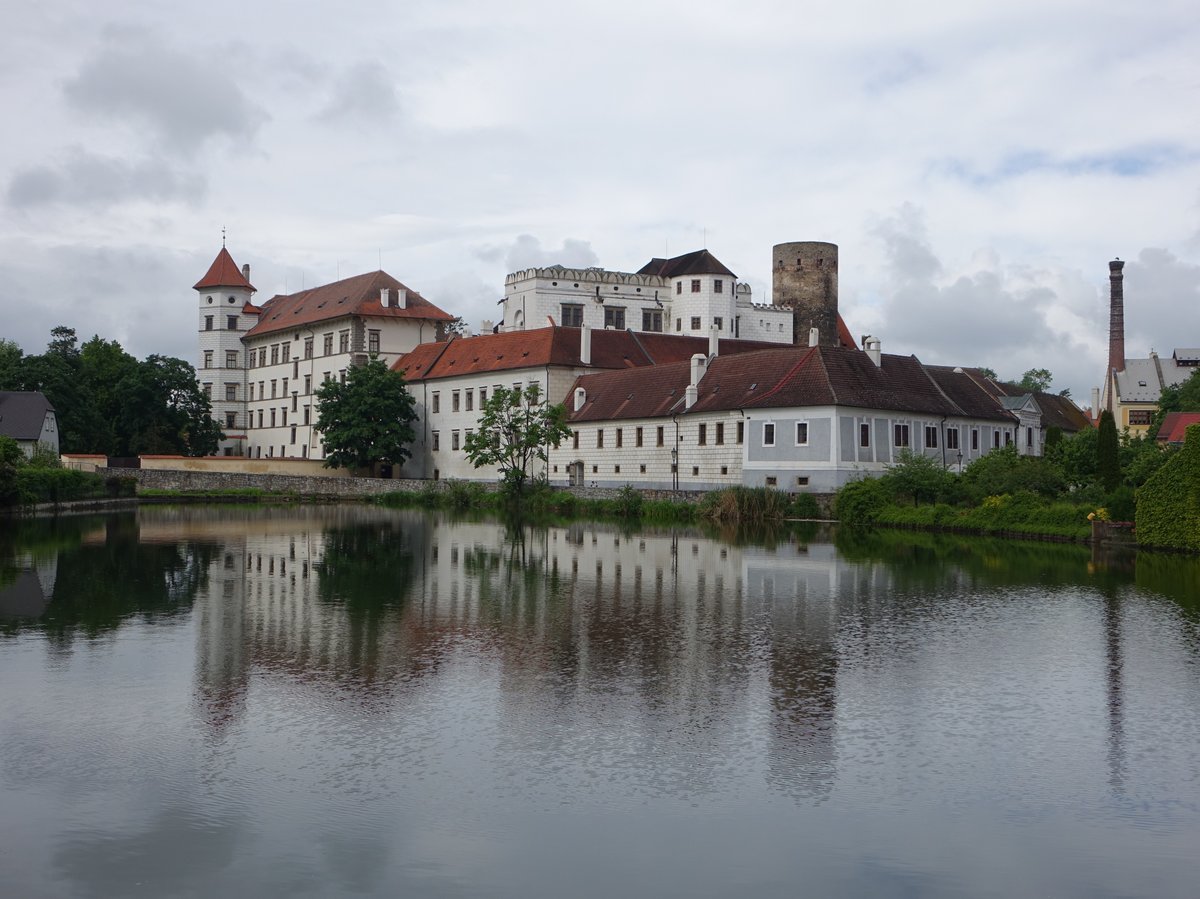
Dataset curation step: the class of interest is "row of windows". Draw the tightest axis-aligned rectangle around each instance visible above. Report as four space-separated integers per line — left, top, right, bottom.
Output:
202 350 242 370
559 304 735 336
244 330 380 369
203 315 239 332
246 440 322 460
674 279 723 295
431 381 540 414
582 422 746 450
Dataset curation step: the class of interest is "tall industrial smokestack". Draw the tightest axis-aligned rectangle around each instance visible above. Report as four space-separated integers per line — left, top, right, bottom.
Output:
1108 259 1125 377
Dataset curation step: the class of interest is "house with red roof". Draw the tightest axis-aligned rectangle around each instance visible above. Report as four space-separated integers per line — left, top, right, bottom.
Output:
1156 412 1200 446
195 246 453 459
552 339 1019 492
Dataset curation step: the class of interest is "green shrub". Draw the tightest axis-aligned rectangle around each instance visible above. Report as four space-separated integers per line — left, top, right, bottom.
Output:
789 492 822 519
1136 424 1200 551
614 484 644 518
699 487 789 524
834 477 890 526
15 468 108 505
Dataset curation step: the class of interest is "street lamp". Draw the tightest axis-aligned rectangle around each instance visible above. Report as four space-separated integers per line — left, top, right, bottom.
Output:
671 447 678 492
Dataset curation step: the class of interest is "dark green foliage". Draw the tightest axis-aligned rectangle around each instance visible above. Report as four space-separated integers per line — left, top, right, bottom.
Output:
1097 410 1120 492
960 445 1065 500
15 468 110 505
874 492 1093 540
789 492 822 519
1018 368 1054 392
698 486 790 524
834 477 891 526
885 449 953 505
315 357 418 472
1135 424 1200 551
1045 427 1063 452
1105 486 1136 523
614 485 644 518
1048 425 1098 489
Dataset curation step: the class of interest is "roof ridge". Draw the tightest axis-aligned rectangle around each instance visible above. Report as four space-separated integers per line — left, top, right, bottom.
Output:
626 328 654 364
918 357 965 416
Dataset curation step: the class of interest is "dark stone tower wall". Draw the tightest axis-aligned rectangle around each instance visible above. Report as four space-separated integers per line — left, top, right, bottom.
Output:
1108 259 1125 377
773 241 839 347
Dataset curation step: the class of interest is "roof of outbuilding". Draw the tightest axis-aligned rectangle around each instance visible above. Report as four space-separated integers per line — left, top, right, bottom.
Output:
1114 355 1193 403
193 247 256 291
393 326 783 382
635 249 737 279
1157 412 1200 444
0 391 55 441
568 345 1001 423
245 270 453 339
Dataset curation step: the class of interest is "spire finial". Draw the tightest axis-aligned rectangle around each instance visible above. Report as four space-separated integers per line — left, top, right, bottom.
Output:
222 226 226 248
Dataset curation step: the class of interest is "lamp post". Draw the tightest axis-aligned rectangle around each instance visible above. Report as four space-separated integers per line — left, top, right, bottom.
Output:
957 449 963 472
671 447 678 492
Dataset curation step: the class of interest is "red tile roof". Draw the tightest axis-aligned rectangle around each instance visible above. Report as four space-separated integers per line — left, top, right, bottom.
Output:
245 270 453 339
194 247 255 291
1157 412 1200 444
393 326 783 382
568 346 1002 423
923 366 1017 423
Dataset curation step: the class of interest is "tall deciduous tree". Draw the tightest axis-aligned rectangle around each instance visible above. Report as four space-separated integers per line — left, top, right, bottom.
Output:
1097 409 1120 492
315 358 417 472
463 384 571 494
1018 368 1053 392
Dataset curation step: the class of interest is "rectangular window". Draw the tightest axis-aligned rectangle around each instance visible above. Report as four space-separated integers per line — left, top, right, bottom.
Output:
452 391 460 413
796 476 809 486
432 431 440 451
994 431 1001 448
270 345 279 365
656 426 664 447
766 476 777 487
432 392 440 413
225 383 237 402
604 306 625 329
860 423 870 447
282 378 288 396
562 304 584 327
204 315 213 331
452 431 460 451
714 279 723 294
675 318 682 332
676 282 682 295
303 405 310 425
304 374 311 394
1027 426 1034 447
290 426 296 445
304 337 313 359
636 426 643 447
573 431 579 450
368 330 380 354
925 425 938 448
271 380 277 398
249 384 254 401
1129 409 1153 426
225 412 236 429
281 344 290 363
972 429 979 451
202 382 212 399
616 428 623 448
642 310 662 332
597 429 604 448
690 316 701 330
716 422 724 445
691 279 701 293
763 422 776 446
1005 431 1013 446
203 350 213 369
714 317 723 331
257 410 263 428
479 386 487 405
323 333 333 355
894 424 910 447
339 330 350 353
947 428 960 450
795 422 808 445
270 409 277 428
737 421 744 444
465 389 473 412
227 315 237 330
226 350 238 368
698 424 707 445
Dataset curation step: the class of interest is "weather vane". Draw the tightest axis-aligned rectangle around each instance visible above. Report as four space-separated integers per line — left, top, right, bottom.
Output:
222 226 226 247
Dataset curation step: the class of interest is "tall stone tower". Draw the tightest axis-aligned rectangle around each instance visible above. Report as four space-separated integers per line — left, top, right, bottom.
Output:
772 241 839 347
195 246 255 455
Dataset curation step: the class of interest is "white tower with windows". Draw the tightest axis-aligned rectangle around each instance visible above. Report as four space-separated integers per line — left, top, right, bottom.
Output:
195 246 256 456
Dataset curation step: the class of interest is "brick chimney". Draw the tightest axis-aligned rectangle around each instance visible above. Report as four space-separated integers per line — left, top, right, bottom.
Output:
1108 259 1125 376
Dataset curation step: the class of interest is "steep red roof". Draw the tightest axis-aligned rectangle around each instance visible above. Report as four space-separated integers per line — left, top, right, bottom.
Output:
924 366 1017 423
194 247 255 291
1157 412 1200 444
393 326 783 382
568 345 991 423
245 270 453 339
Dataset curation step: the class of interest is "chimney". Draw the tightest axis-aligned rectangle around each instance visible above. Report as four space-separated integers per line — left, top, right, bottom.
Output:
574 386 586 411
685 384 698 410
481 319 494 334
242 263 251 282
397 288 407 309
689 353 707 387
864 336 882 367
808 327 820 347
709 325 719 357
380 287 390 307
1091 387 1101 418
580 323 592 365
1108 259 1125 375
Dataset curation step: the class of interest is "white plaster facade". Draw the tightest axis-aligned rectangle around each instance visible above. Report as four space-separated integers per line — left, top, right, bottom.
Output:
197 284 253 455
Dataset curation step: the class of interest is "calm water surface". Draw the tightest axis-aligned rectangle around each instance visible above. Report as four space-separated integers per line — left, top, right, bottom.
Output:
1 506 1199 898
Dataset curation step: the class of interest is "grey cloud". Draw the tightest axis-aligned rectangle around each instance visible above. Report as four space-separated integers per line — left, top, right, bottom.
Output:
482 235 600 272
316 62 400 123
872 203 941 285
7 149 205 208
1123 247 1200 352
63 31 266 151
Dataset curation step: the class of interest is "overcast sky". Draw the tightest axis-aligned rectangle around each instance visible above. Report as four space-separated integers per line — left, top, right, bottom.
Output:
2 0 1198 403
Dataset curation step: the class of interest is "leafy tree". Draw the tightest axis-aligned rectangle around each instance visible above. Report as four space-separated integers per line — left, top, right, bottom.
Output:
463 384 571 495
119 355 222 456
977 367 998 381
1018 368 1054 392
315 357 417 472
883 449 952 506
1097 409 1120 492
0 339 23 388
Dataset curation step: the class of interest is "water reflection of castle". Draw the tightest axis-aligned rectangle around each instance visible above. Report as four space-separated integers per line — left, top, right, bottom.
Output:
172 507 866 798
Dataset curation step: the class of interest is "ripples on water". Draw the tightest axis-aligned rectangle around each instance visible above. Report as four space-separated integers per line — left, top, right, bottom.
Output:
1 507 1199 897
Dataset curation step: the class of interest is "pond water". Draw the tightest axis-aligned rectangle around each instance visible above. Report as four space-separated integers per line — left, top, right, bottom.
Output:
1 506 1199 898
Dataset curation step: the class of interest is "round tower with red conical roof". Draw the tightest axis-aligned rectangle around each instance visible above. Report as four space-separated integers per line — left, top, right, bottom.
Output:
195 246 256 455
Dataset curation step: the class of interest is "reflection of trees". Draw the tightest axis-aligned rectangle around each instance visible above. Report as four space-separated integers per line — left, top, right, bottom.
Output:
1 513 216 641
315 520 417 613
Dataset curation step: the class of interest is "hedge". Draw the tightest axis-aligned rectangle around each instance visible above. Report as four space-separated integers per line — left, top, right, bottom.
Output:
1135 423 1200 551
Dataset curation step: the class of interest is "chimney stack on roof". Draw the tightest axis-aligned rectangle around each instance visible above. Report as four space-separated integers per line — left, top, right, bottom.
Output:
864 336 882 367
380 287 390 307
397 288 407 309
709 325 720 358
580 324 592 365
808 327 820 347
689 353 707 390
481 319 494 334
574 386 586 412
1109 258 1126 378
242 263 250 282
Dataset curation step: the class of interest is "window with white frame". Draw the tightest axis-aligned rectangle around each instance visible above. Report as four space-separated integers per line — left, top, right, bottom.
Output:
894 423 910 447
925 425 938 448
562 304 583 327
603 306 625 329
946 428 960 450
795 422 809 445
860 423 870 447
763 422 776 446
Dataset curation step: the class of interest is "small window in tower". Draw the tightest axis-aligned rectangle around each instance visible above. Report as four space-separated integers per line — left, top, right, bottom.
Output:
227 315 237 330
691 317 701 330
691 279 701 293
676 282 682 295
204 315 213 331
714 279 723 294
